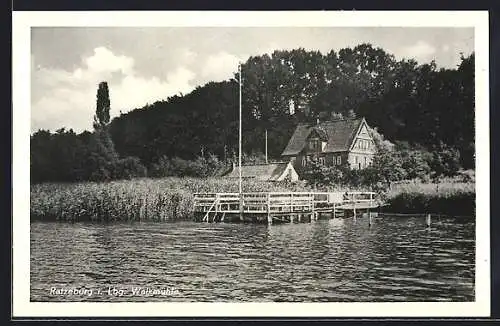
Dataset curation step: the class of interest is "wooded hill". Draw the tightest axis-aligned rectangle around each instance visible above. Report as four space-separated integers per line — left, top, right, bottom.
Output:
30 44 475 183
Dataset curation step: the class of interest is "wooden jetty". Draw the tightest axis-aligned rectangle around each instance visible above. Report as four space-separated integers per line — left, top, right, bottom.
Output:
193 191 383 224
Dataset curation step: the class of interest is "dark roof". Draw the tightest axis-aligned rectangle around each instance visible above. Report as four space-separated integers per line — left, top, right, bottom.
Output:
311 126 329 141
224 162 293 181
281 118 364 156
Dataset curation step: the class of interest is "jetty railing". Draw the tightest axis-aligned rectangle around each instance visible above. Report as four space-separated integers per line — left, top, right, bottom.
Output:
193 192 316 214
193 191 379 215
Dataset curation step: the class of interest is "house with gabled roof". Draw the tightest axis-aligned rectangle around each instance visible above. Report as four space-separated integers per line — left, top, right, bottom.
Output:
281 117 376 172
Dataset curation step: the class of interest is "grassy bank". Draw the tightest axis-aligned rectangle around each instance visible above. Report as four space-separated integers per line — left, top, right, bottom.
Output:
30 177 476 222
384 181 475 217
30 177 314 222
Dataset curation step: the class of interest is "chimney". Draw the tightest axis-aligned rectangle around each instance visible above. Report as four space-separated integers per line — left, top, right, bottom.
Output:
289 99 295 115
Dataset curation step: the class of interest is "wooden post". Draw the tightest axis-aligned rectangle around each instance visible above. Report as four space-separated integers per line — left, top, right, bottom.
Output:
353 200 357 221
267 193 272 224
214 194 219 223
369 211 373 226
311 193 315 220
239 193 244 222
333 203 336 219
426 214 431 227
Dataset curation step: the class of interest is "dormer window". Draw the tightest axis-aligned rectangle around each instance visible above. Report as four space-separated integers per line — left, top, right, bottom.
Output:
307 127 328 153
309 138 321 151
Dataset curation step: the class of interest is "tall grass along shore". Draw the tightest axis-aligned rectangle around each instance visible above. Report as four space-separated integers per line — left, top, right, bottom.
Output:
384 181 475 217
30 178 311 222
30 177 475 222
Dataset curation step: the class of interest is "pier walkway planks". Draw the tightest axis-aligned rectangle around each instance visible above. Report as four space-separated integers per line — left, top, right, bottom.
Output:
193 191 382 223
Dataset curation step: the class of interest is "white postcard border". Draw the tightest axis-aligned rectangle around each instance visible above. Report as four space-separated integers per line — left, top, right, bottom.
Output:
12 10 490 317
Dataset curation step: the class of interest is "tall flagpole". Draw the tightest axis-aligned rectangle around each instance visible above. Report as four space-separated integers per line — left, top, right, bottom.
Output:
265 129 268 164
238 63 242 195
238 62 243 221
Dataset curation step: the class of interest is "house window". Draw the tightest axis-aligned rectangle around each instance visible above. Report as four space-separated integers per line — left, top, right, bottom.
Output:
364 157 368 167
319 157 325 165
302 156 307 167
336 156 341 165
309 138 321 151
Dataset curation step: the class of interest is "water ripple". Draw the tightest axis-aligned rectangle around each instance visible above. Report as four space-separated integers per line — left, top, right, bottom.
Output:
30 216 475 302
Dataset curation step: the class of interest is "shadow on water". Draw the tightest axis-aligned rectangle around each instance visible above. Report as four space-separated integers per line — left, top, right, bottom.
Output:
30 215 475 302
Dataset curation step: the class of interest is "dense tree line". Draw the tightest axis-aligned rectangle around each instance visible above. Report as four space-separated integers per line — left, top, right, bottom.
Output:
31 44 475 183
31 82 147 183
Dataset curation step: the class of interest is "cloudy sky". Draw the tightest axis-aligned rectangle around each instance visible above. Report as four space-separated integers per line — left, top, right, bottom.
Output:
31 27 474 133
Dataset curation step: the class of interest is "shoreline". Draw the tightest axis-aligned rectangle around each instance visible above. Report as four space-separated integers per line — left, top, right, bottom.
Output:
383 190 475 218
30 177 475 222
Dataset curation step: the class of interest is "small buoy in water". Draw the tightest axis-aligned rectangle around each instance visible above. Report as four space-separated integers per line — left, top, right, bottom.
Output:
426 214 431 227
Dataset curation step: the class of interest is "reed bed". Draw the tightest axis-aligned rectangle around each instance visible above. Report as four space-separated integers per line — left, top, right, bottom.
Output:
31 177 476 222
385 181 475 217
389 181 475 196
30 177 314 222
31 180 190 222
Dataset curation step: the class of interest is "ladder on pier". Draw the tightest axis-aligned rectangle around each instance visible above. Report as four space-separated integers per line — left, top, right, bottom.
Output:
202 197 217 222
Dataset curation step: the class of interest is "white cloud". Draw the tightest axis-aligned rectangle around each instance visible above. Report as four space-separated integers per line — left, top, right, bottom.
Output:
113 67 195 109
399 40 437 62
173 47 197 65
201 51 242 82
84 47 134 75
31 47 196 133
166 67 196 91
259 42 280 56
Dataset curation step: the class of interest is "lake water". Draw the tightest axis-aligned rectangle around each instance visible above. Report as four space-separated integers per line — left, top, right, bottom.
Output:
30 216 475 302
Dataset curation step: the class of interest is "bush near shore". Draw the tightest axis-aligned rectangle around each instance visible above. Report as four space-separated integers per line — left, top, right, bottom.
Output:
384 181 475 217
30 177 475 222
384 190 475 217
